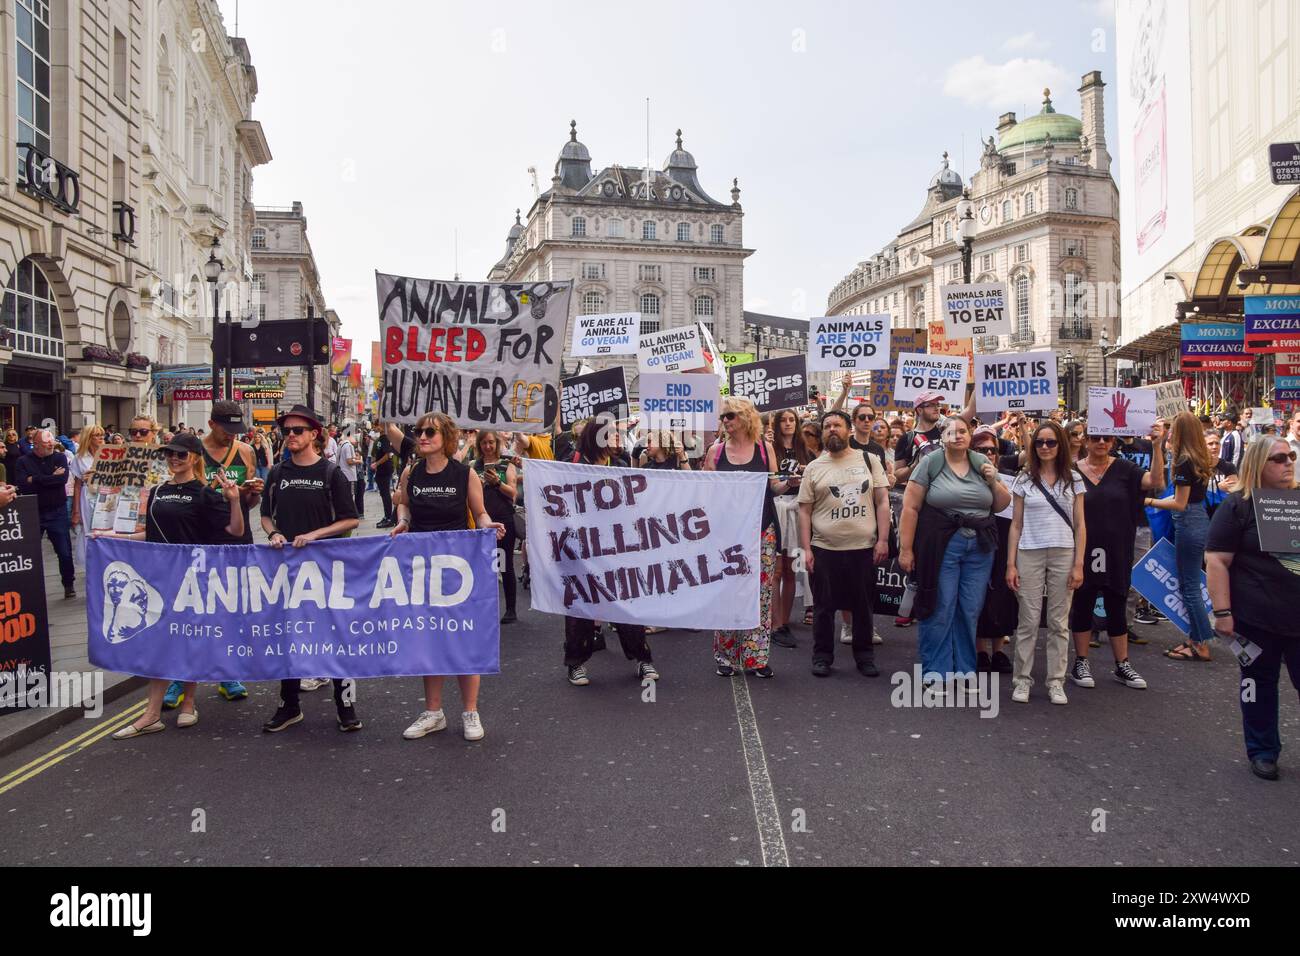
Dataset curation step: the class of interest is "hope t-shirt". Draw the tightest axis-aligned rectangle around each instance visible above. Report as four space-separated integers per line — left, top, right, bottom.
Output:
797 451 887 551
145 479 229 545
261 458 358 540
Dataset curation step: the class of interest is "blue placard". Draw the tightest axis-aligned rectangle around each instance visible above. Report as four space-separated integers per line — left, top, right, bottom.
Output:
1244 295 1300 315
1275 376 1300 389
1180 322 1243 342
1130 538 1212 637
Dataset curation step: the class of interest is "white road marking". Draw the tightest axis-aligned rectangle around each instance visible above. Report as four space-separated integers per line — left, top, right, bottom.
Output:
730 674 790 867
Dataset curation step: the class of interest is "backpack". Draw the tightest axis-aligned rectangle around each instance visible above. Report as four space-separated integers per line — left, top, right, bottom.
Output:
265 458 352 538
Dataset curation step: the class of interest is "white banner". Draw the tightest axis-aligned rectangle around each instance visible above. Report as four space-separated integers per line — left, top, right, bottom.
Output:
893 352 968 406
639 373 721 432
637 326 706 374
1143 379 1186 422
808 315 890 372
974 350 1058 413
1087 386 1157 437
570 312 639 356
524 460 766 629
940 282 1010 340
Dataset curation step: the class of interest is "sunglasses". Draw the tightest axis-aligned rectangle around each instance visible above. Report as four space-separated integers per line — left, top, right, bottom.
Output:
974 445 997 454
1087 434 1113 442
1267 451 1298 464
1034 438 1059 448
855 414 873 422
720 412 738 422
284 426 314 436
161 448 188 460
128 428 151 437
415 427 440 439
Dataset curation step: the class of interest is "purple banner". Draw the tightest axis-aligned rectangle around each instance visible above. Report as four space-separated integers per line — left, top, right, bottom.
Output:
86 531 501 680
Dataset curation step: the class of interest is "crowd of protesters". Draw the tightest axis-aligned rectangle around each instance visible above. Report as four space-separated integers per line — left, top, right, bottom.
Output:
1 387 1296 782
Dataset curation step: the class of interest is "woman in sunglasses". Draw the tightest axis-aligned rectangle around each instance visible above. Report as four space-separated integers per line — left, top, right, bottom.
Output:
1068 423 1166 692
705 397 786 678
392 412 504 742
1147 412 1217 662
108 433 244 738
1206 438 1300 780
1006 421 1086 704
1064 419 1087 462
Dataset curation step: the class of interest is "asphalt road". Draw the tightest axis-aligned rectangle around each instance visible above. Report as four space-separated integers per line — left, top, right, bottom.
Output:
2 506 1297 867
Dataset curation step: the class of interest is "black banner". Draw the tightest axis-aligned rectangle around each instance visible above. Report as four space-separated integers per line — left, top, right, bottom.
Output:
560 366 628 429
727 355 808 413
872 489 906 616
0 496 53 714
1251 489 1300 553
213 317 333 368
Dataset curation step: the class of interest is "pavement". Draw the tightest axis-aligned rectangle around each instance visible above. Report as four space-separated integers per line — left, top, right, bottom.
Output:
1 489 1297 867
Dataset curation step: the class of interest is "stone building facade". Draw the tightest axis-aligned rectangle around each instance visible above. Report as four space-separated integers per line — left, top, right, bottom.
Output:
487 121 752 395
825 73 1120 409
0 0 267 435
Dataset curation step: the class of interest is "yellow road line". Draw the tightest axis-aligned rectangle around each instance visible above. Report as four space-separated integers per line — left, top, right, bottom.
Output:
0 703 149 796
0 698 148 788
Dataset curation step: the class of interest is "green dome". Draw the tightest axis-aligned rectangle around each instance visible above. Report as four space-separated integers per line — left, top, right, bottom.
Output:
998 89 1082 154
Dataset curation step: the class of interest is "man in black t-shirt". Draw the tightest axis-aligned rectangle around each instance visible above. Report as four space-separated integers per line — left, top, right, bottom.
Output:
260 405 362 733
893 390 949 484
371 425 397 527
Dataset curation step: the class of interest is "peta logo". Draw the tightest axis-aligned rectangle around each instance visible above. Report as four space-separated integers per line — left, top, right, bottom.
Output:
829 480 871 508
50 886 151 936
102 561 164 644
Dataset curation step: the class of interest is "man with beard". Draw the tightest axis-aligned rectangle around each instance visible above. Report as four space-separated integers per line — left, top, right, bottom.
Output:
798 410 890 678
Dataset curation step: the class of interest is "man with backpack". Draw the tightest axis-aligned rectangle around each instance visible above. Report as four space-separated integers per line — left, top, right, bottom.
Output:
259 405 362 733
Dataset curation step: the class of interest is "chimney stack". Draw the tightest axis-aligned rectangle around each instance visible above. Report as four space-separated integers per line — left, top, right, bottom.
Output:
1078 71 1110 173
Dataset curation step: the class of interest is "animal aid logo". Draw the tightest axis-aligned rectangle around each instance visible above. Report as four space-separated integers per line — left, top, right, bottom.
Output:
101 561 164 644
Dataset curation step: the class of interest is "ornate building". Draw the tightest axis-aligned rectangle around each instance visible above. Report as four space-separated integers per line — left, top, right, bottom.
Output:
825 73 1120 406
0 0 269 435
487 121 752 395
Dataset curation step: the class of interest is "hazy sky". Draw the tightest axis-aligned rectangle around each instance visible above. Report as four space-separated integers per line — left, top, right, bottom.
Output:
217 0 1119 376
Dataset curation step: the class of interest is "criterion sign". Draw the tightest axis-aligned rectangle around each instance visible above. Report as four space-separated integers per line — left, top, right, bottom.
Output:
940 282 1010 340
974 350 1058 413
808 315 890 372
637 326 706 374
893 353 967 406
570 312 639 357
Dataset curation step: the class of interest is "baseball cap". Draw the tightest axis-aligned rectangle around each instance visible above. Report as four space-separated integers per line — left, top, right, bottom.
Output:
210 400 245 431
972 425 998 443
162 433 203 456
913 390 946 407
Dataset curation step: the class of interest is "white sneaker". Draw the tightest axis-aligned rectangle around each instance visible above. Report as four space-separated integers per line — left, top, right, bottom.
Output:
402 709 447 739
840 621 852 644
299 677 330 692
872 630 883 645
1011 681 1030 704
1048 682 1068 705
462 711 484 741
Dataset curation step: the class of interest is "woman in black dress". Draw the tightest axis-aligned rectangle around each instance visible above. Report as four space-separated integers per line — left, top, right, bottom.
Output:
393 413 505 743
473 429 520 623
109 433 244 739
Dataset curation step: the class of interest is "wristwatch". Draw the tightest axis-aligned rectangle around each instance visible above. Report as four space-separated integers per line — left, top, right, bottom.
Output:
1212 608 1232 618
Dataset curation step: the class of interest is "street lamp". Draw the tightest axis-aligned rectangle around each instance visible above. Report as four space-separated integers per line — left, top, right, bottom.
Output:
204 236 225 400
1064 347 1077 413
1098 328 1110 388
956 190 976 285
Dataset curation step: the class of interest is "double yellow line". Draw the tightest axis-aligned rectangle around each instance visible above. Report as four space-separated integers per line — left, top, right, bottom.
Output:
0 699 149 796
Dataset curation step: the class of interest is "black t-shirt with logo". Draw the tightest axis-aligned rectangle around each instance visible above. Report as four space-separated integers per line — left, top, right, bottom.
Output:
895 424 944 469
1173 459 1208 504
1206 492 1300 637
407 456 471 532
261 458 359 540
145 479 230 545
1115 437 1154 470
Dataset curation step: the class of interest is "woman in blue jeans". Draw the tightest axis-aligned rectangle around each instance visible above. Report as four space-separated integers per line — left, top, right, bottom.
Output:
1148 411 1216 660
898 418 1011 693
1206 437 1300 781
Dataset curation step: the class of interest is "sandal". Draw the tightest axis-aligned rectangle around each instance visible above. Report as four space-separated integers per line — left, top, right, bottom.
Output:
112 719 165 740
1164 641 1211 662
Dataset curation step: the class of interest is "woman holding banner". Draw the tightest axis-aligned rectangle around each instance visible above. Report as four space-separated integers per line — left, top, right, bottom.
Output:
1148 412 1217 662
1067 423 1165 692
561 412 659 687
705 396 785 678
1206 437 1300 781
472 429 520 624
108 433 244 738
392 412 505 741
68 421 106 565
770 409 815 648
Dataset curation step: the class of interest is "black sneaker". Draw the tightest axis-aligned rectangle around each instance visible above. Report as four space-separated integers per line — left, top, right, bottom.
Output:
811 660 832 677
990 650 1013 674
771 625 797 648
1069 657 1096 688
501 610 518 624
375 518 395 529
977 651 992 673
638 661 660 681
592 627 607 652
856 661 880 677
1133 603 1158 626
567 665 590 686
336 705 362 732
262 706 303 733
64 585 76 599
